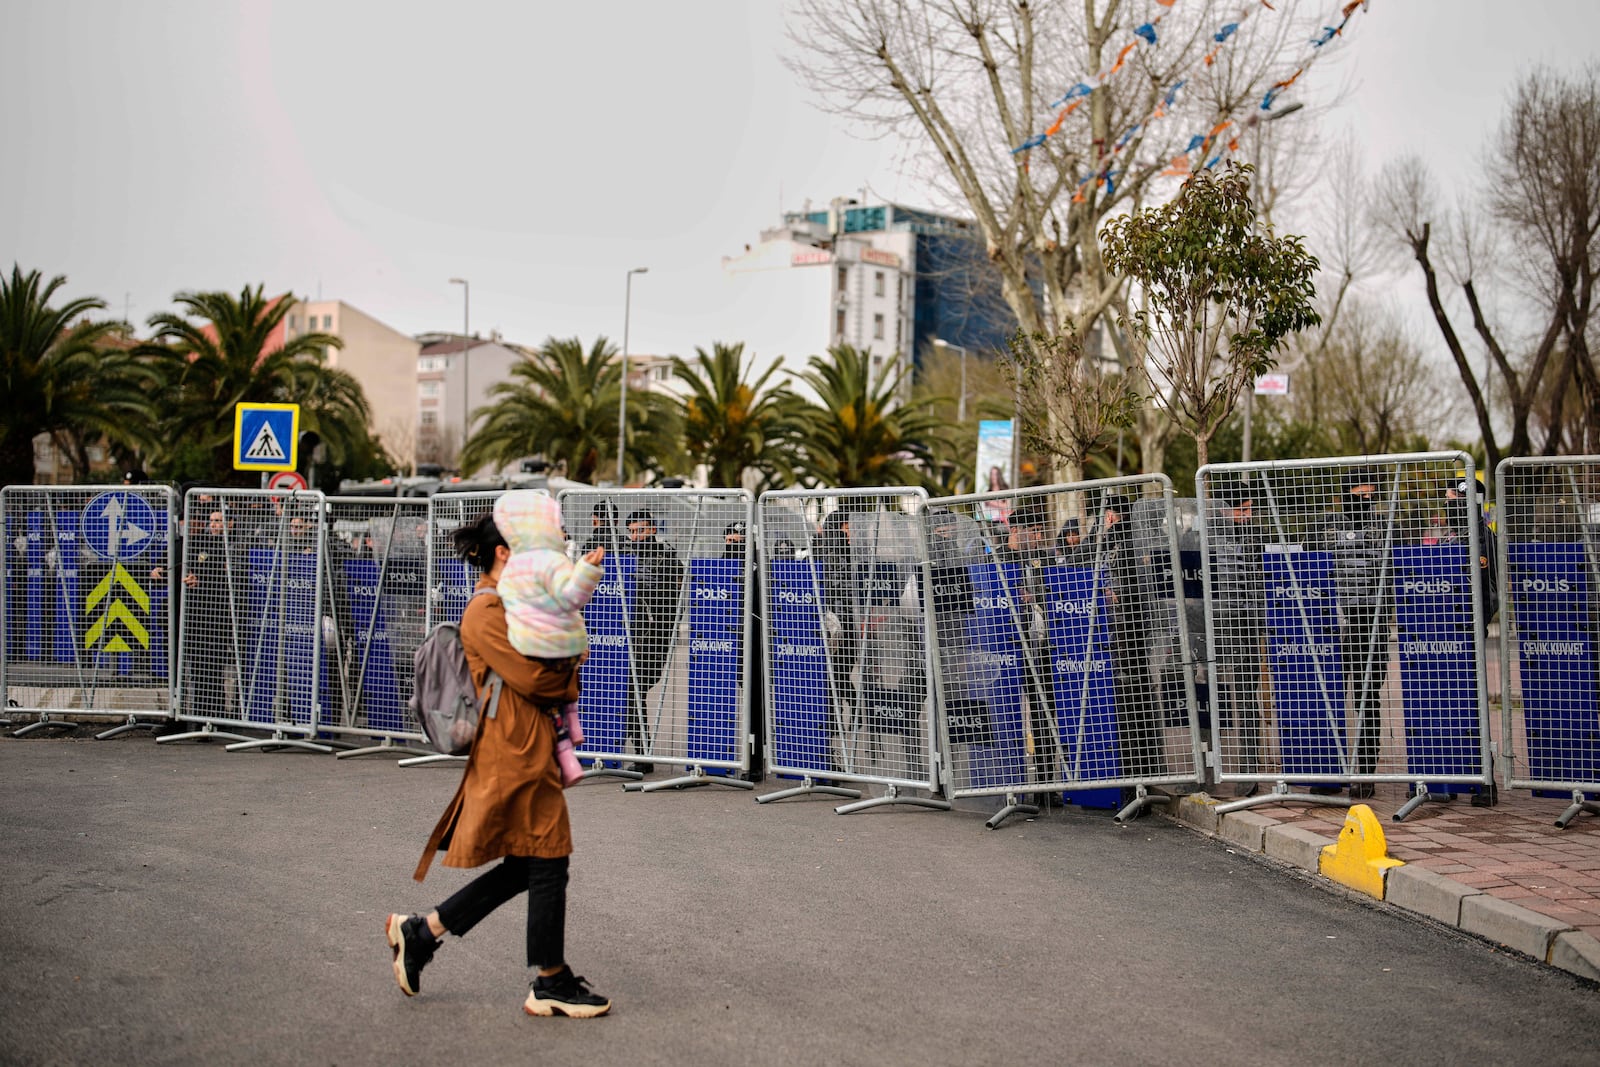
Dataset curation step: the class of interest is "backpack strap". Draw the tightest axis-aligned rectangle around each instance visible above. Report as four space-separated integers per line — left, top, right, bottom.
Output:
483 672 504 720
466 587 505 718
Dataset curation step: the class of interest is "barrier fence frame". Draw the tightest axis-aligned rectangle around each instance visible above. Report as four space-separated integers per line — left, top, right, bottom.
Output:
924 476 1204 827
159 487 332 753
1199 452 1493 819
755 486 951 815
2 483 179 739
1496 456 1600 828
558 487 757 794
400 490 504 767
321 495 435 760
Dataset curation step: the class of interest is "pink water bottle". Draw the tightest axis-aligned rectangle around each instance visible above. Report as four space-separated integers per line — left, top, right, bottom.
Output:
561 701 584 746
553 718 583 787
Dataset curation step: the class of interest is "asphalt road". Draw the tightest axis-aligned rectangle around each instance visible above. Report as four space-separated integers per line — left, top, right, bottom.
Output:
1 736 1597 1067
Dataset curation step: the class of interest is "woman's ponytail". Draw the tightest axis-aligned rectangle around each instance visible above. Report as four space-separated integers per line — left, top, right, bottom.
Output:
452 511 507 572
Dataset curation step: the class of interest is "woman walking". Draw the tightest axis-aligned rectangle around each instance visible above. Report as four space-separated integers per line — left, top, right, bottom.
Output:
385 501 611 1018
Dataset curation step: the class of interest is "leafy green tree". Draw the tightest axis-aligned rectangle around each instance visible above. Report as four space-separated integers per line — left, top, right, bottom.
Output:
788 344 947 488
142 285 369 484
671 341 801 490
462 335 672 484
1101 163 1321 470
0 266 157 485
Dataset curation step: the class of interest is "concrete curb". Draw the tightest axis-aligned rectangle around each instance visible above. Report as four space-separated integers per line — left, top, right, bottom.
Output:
1161 793 1599 984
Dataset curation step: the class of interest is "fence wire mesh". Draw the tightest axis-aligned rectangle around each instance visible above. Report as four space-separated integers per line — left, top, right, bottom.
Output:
321 497 431 748
1497 457 1600 796
2 485 178 723
174 488 327 739
757 488 941 792
1199 453 1492 790
925 477 1200 799
559 489 754 775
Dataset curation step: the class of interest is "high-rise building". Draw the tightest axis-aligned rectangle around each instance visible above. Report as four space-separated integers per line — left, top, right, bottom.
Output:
720 198 1020 390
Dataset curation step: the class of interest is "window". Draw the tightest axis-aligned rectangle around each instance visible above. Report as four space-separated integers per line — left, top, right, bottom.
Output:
420 381 440 398
420 411 437 427
873 313 885 340
321 314 333 329
836 308 847 337
837 266 848 293
874 271 885 297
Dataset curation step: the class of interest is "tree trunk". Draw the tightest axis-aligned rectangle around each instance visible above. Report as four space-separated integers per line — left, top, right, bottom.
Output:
0 433 38 487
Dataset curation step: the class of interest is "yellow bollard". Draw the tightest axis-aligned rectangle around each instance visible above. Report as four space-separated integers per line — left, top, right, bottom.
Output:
1319 804 1403 899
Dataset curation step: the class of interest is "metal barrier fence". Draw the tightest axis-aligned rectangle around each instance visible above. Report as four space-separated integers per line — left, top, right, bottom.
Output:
1496 456 1600 827
2 484 179 738
160 488 332 753
923 476 1202 826
558 488 756 792
322 496 433 758
1198 453 1493 819
755 487 950 814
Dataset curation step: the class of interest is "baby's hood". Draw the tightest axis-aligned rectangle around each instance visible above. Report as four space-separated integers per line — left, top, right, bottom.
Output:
493 490 566 554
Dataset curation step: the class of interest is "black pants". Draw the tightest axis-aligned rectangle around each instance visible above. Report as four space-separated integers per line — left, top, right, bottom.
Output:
435 855 569 969
1342 613 1391 776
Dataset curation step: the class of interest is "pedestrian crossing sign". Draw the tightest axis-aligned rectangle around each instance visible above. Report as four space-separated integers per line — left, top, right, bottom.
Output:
233 402 300 471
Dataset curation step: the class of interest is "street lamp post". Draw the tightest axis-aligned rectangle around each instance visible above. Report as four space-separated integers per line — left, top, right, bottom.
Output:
616 266 648 486
932 338 968 423
448 277 470 465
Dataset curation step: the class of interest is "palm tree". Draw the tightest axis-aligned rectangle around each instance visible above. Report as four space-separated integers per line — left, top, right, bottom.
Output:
789 344 948 488
0 266 158 485
462 336 672 484
141 285 369 483
671 341 801 489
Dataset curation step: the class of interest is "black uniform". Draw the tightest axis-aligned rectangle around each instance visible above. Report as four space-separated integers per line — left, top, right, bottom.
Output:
623 512 684 764
1326 475 1394 781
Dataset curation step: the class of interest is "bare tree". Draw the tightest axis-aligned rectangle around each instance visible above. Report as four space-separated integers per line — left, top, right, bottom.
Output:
788 0 1331 476
1312 300 1450 455
1374 66 1600 467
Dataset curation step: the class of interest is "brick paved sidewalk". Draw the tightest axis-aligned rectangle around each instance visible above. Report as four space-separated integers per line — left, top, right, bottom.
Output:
1163 781 1600 981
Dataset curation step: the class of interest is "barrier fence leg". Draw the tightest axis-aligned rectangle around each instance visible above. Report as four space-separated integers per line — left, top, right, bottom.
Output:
755 775 863 804
1213 779 1354 815
985 792 1041 830
1555 790 1600 830
1113 784 1174 825
155 721 261 745
11 713 79 738
396 753 466 768
94 715 162 740
834 783 953 816
626 765 758 794
225 730 334 754
579 758 643 783
336 737 436 760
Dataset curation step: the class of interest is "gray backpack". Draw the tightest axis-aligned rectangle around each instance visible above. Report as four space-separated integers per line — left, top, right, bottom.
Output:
408 589 502 755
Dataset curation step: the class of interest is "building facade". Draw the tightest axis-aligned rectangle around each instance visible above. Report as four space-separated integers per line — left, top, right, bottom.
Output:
719 198 1020 395
415 334 522 473
286 300 421 469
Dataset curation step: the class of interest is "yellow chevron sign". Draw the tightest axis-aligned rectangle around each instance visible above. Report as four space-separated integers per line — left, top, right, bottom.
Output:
85 563 151 652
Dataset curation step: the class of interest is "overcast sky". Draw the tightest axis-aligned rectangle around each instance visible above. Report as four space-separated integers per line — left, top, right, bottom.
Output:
3 0 1596 361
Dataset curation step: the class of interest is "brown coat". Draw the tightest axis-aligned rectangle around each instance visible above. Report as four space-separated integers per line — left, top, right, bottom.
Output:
413 577 577 881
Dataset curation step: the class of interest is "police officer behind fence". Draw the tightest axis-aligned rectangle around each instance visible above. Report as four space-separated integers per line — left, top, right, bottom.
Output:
1326 468 1393 799
622 509 683 774
1209 481 1265 795
723 521 765 781
1099 492 1166 780
993 497 1060 788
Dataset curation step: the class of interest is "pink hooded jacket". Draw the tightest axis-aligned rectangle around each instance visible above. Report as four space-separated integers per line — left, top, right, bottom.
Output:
493 490 602 659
